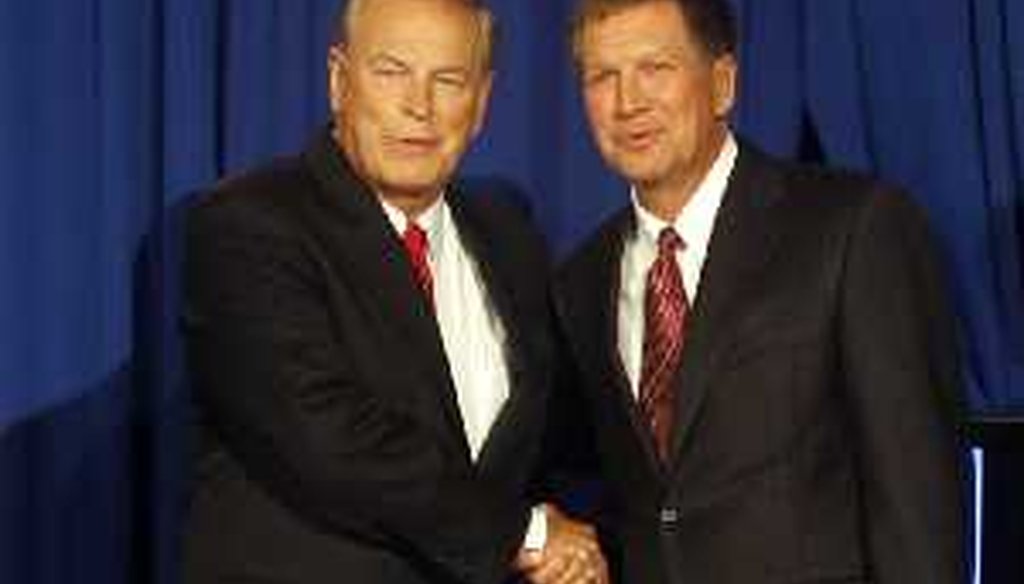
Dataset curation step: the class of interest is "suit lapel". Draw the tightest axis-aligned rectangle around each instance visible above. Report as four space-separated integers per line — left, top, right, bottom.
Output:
445 187 549 472
300 132 469 456
568 210 668 475
667 146 788 466
446 189 517 467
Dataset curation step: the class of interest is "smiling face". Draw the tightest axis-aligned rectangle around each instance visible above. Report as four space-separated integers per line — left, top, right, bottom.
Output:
577 0 736 207
328 0 492 213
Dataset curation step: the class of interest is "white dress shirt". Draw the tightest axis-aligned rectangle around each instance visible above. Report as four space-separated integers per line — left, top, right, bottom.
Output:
379 193 546 549
617 134 738 396
379 195 509 460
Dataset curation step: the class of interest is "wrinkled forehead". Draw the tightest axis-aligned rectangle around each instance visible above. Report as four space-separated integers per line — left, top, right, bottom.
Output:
344 0 492 70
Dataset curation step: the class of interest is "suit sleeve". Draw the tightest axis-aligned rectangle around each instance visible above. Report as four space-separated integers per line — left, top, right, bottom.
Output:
184 196 528 584
838 188 967 583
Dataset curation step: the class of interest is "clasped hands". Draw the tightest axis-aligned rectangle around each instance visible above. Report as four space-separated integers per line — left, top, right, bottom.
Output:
515 504 609 584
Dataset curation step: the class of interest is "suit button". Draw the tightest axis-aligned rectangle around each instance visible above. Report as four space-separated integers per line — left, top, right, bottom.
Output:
659 507 679 526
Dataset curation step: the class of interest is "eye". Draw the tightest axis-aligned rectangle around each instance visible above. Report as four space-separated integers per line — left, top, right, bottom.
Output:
639 59 675 75
434 71 469 89
372 64 406 77
584 68 614 87
367 55 410 79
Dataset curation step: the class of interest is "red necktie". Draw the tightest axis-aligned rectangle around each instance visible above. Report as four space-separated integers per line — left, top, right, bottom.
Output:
402 222 434 310
638 227 689 463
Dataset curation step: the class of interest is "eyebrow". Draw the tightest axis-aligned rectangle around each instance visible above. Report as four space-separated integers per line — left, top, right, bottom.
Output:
433 66 471 77
583 44 687 68
367 53 410 69
366 52 473 77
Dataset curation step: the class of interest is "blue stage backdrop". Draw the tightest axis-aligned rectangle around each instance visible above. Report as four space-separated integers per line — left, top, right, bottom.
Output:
1 1 1022 583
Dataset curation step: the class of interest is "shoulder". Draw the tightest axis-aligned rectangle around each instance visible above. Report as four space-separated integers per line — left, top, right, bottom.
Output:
554 206 631 295
455 176 537 230
736 144 940 286
184 155 323 251
558 207 631 273
791 162 928 242
738 142 926 232
453 176 550 263
182 157 324 301
190 156 312 223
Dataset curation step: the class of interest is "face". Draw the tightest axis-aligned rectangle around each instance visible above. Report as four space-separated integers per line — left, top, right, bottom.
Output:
328 0 492 208
578 0 736 199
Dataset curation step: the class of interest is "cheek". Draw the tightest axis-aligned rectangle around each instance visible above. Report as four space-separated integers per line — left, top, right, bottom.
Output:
348 76 403 123
583 97 615 143
583 87 607 117
354 94 391 126
663 91 707 128
438 101 482 142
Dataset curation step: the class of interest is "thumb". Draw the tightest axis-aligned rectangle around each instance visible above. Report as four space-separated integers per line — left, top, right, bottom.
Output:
514 548 543 571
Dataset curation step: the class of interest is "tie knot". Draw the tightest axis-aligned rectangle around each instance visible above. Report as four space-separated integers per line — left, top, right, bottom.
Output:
403 222 429 258
657 227 684 256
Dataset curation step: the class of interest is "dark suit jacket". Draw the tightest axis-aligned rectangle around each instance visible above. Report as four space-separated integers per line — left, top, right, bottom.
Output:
554 144 966 584
183 130 555 584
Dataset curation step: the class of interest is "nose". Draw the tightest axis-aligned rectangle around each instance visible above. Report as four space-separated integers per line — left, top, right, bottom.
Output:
402 75 435 121
615 71 650 118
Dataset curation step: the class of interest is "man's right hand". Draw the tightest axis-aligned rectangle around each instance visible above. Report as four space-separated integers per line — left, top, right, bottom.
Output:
514 504 608 584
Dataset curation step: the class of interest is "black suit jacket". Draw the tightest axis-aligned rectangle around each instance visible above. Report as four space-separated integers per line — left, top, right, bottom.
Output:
555 144 965 584
183 130 555 584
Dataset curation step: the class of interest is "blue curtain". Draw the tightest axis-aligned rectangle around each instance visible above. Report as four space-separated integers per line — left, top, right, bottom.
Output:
742 0 1024 414
1 1 1021 583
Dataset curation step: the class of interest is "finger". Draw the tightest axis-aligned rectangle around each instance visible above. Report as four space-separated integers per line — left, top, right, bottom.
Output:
577 566 599 584
570 547 604 584
560 545 601 584
535 548 587 584
514 549 543 571
528 552 567 584
589 554 609 584
573 535 601 557
551 553 585 584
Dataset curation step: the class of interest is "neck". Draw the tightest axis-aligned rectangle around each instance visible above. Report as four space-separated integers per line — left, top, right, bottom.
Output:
635 180 698 223
380 189 442 220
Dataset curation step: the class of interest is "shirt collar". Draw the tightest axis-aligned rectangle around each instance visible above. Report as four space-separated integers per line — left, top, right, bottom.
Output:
630 132 738 251
378 192 445 249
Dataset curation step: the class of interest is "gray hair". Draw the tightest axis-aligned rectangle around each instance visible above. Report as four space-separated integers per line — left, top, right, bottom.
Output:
331 0 496 70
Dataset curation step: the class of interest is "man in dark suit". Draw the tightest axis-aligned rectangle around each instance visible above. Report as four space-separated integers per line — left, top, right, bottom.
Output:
555 0 966 582
182 1 606 583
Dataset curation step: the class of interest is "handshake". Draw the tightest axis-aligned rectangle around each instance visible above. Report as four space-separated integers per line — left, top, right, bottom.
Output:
514 504 609 584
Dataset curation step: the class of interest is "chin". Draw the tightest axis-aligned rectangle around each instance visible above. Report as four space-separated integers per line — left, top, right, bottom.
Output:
380 170 443 191
380 177 443 198
615 163 666 186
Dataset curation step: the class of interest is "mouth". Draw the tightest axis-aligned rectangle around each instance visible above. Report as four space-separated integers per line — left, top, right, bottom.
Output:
386 135 441 156
617 128 661 152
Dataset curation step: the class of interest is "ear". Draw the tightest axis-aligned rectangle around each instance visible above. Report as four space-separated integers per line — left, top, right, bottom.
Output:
711 53 737 119
327 45 350 115
469 71 494 138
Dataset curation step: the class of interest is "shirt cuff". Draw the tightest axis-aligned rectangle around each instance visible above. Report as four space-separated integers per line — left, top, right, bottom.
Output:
522 504 548 551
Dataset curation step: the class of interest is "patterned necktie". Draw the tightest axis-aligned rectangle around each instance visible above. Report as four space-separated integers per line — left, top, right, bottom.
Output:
639 227 689 463
402 222 434 310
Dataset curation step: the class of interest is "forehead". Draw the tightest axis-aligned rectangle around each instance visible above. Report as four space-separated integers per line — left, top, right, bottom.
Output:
350 0 482 64
578 1 699 65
